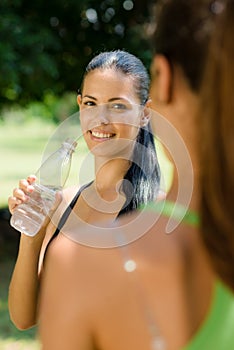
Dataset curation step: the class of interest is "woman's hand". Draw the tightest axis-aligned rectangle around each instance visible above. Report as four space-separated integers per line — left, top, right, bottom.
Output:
8 175 37 214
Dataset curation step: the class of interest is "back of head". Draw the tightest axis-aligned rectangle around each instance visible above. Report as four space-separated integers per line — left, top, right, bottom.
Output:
200 0 234 291
153 0 220 92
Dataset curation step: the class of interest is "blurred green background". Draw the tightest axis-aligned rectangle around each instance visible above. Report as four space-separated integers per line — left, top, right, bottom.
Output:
0 0 157 207
0 0 166 348
0 0 155 108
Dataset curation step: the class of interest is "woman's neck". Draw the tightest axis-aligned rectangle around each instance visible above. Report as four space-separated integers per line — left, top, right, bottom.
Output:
94 157 130 195
153 71 201 213
166 166 200 214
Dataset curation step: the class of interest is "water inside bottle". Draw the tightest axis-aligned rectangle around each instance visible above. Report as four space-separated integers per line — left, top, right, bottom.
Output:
10 183 59 236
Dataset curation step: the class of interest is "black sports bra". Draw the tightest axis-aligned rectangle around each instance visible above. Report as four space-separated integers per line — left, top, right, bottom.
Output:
44 182 92 258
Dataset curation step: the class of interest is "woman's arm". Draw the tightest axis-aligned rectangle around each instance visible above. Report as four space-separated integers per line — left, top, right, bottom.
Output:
8 228 46 329
8 176 62 329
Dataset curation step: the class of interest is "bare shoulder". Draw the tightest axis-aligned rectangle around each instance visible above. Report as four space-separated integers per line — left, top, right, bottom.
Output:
39 234 96 349
41 232 118 313
43 203 203 305
45 232 112 276
44 212 187 299
116 209 191 263
41 234 90 298
45 206 195 280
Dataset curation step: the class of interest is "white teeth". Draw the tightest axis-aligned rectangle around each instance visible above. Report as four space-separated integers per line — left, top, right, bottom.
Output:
91 131 113 138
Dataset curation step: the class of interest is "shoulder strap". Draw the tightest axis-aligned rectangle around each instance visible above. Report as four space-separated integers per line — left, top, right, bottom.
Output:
43 182 92 259
55 186 83 234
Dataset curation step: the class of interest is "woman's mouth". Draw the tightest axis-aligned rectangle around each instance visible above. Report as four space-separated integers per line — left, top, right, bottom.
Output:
89 130 116 140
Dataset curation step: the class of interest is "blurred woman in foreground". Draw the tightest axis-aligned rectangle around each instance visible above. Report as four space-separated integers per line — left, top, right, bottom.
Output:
199 0 234 292
39 1 234 349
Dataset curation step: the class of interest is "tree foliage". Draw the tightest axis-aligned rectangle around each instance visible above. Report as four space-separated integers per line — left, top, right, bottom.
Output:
0 0 155 107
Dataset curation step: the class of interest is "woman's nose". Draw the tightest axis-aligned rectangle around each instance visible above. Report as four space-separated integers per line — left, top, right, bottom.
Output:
97 105 109 124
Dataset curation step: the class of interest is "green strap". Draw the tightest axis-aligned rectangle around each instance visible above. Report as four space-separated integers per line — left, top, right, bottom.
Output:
140 200 200 227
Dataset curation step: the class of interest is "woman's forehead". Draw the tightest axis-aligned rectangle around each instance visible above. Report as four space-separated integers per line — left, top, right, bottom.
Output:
82 68 137 98
84 68 133 83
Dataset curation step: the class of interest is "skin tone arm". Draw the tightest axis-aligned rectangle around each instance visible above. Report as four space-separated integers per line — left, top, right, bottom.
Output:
8 176 60 330
8 226 47 329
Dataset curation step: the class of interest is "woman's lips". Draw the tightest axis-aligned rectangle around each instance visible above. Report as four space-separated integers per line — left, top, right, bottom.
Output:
89 130 116 140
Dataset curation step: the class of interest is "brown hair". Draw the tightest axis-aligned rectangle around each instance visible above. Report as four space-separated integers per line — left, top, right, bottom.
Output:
152 0 218 92
152 0 234 290
200 0 234 291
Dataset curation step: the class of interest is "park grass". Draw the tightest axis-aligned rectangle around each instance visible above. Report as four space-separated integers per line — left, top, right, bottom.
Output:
0 119 55 207
0 117 92 207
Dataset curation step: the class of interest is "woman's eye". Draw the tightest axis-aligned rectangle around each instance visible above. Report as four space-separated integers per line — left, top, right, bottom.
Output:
110 103 127 111
83 101 96 107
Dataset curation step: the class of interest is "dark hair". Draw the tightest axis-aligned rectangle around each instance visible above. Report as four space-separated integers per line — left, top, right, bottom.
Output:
153 0 219 92
81 50 161 214
200 0 234 291
119 123 160 216
83 50 149 105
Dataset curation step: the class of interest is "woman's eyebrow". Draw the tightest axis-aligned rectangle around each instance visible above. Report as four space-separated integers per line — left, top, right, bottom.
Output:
108 97 128 102
83 96 129 102
83 95 97 100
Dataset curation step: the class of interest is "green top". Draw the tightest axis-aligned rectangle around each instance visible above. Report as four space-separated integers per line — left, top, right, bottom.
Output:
142 200 234 349
140 200 200 227
183 280 234 350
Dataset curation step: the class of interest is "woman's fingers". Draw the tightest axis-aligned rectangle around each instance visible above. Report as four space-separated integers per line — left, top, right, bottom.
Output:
13 187 28 201
8 187 29 214
8 175 37 214
26 175 37 185
19 178 35 193
8 196 22 214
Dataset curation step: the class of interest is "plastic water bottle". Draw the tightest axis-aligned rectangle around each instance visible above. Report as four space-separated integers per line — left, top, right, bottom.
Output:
10 138 77 236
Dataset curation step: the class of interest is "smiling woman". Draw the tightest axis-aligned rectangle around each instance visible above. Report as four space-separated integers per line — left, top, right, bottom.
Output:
78 70 141 149
77 50 161 216
8 50 161 331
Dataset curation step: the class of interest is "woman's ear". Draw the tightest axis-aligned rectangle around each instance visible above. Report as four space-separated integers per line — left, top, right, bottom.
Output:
150 54 172 104
140 99 152 127
77 94 82 107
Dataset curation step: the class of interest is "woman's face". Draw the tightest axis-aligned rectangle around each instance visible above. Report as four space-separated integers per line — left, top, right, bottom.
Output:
77 68 144 158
